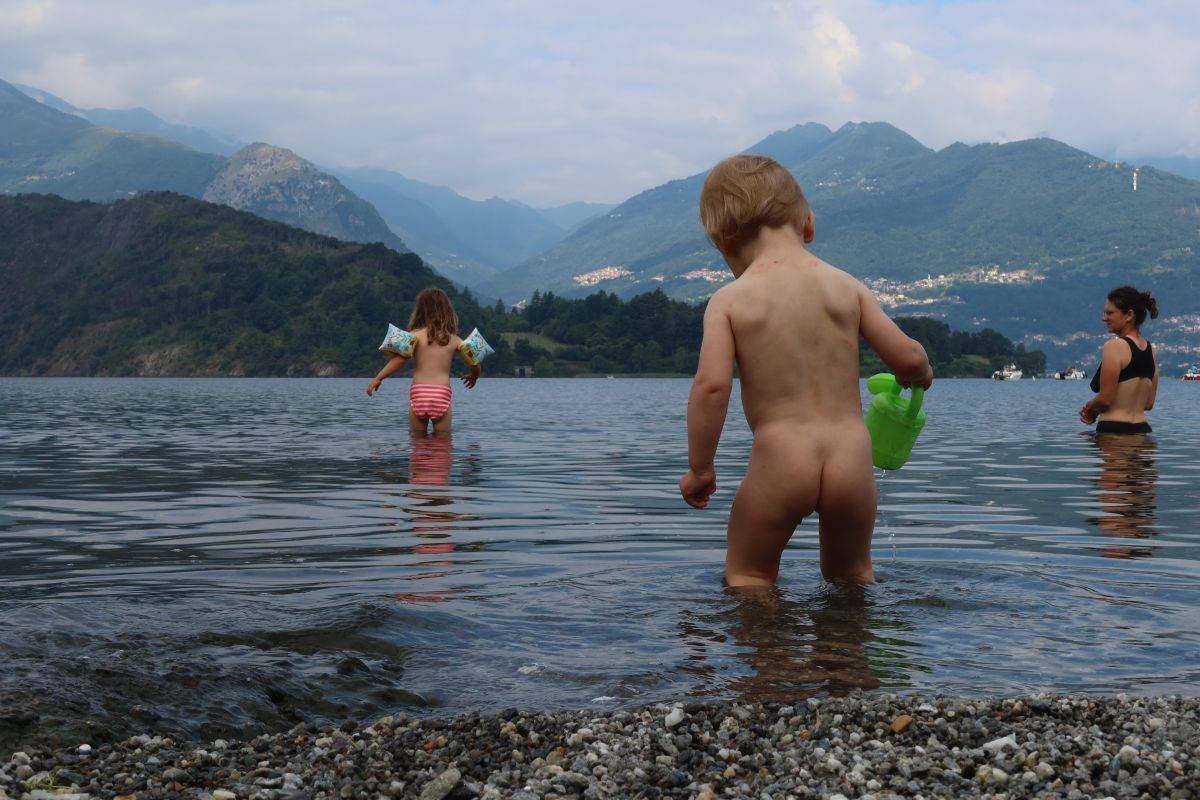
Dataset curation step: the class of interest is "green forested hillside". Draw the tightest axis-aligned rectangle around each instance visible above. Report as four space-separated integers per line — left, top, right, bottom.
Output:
481 122 1200 306
0 80 224 200
0 192 439 376
0 191 1039 378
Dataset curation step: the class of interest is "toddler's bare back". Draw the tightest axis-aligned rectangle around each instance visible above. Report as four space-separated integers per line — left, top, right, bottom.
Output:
714 250 867 433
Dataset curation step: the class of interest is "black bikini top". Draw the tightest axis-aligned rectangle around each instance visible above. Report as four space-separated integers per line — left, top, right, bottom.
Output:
1089 337 1154 392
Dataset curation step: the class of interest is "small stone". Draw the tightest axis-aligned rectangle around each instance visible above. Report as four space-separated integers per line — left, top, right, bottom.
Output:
212 790 237 800
664 707 686 728
983 734 1017 754
419 767 462 800
1035 762 1056 780
890 714 914 734
1117 745 1139 764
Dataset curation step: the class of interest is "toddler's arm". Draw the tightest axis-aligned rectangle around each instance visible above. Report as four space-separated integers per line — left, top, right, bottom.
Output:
461 364 481 389
680 296 735 508
367 355 408 396
857 284 933 389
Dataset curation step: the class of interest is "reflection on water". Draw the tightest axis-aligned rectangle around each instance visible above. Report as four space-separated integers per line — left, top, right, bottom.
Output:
394 433 474 602
678 584 882 704
1085 431 1158 559
1 377 1199 751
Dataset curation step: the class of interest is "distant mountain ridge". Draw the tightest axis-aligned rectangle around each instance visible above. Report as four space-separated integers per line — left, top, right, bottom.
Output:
14 82 244 155
333 166 613 286
1 79 407 254
204 144 408 253
7 79 614 284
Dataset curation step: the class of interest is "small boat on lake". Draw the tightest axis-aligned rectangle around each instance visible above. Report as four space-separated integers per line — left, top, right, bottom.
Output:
1184 365 1200 381
1054 367 1087 380
991 363 1023 381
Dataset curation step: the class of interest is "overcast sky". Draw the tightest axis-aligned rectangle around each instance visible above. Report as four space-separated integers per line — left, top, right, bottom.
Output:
2 0 1198 206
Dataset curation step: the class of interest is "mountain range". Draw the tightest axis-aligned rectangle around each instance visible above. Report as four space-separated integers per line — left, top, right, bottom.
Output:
475 122 1200 370
7 80 613 286
332 166 612 287
0 79 408 253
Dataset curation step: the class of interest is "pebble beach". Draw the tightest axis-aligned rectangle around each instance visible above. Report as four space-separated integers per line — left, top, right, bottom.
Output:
2 694 1197 800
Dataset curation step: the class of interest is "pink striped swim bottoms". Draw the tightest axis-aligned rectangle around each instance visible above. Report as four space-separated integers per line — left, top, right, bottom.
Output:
409 383 452 420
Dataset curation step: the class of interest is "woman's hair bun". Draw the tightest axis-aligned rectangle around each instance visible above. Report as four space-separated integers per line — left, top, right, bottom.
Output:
1141 291 1159 320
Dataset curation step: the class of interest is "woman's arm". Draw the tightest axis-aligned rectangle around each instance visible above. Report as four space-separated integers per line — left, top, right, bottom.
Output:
1146 357 1159 411
1080 339 1124 422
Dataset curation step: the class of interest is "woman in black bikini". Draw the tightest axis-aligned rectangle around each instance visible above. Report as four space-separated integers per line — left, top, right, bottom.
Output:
1079 286 1159 434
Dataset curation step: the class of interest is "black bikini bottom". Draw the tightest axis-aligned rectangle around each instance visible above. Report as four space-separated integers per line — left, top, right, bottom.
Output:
1096 420 1152 434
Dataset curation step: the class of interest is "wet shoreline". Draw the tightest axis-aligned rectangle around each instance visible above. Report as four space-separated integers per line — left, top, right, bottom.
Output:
2 693 1197 799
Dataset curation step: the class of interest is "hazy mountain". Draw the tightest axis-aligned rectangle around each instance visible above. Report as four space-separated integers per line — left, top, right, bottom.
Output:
2 79 407 254
14 83 243 155
478 121 1200 369
0 79 224 200
203 144 409 253
335 166 586 283
528 200 616 231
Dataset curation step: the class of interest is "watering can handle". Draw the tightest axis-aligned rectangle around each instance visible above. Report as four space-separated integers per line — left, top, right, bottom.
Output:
907 386 924 418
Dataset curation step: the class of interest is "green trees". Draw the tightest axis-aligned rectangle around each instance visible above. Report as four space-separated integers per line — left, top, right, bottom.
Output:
890 317 1047 377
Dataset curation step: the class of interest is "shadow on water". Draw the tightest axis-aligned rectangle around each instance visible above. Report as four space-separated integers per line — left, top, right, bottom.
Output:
1084 431 1158 560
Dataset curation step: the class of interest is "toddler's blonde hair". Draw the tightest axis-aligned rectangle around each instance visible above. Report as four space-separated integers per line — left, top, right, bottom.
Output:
699 154 812 258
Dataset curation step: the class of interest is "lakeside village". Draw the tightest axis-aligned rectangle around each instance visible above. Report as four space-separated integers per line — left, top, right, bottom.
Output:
566 262 1200 380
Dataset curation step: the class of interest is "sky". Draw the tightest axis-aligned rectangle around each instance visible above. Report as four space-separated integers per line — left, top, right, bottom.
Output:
2 0 1198 207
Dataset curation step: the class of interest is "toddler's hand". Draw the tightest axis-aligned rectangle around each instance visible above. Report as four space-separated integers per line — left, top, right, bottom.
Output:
680 468 717 508
366 378 382 396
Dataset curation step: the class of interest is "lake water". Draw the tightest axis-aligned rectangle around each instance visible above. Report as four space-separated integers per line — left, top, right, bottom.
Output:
2 377 1198 750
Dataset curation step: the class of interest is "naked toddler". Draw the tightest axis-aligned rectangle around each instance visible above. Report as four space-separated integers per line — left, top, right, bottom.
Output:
679 154 933 587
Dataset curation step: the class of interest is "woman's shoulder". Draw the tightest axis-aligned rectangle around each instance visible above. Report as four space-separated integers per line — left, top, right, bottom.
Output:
1106 336 1133 351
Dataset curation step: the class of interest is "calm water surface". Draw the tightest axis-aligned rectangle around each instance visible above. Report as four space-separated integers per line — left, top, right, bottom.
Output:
1 377 1198 748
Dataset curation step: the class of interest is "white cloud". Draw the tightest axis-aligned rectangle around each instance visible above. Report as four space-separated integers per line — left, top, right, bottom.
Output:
0 0 1197 204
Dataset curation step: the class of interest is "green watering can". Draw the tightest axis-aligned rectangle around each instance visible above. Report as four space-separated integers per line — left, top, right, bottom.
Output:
865 373 926 470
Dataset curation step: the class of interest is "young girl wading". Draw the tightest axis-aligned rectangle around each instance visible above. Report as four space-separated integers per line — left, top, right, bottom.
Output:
367 287 486 435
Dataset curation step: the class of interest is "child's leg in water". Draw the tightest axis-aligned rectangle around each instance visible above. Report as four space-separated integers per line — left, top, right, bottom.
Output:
408 408 430 435
725 428 876 586
430 405 453 436
724 435 821 587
